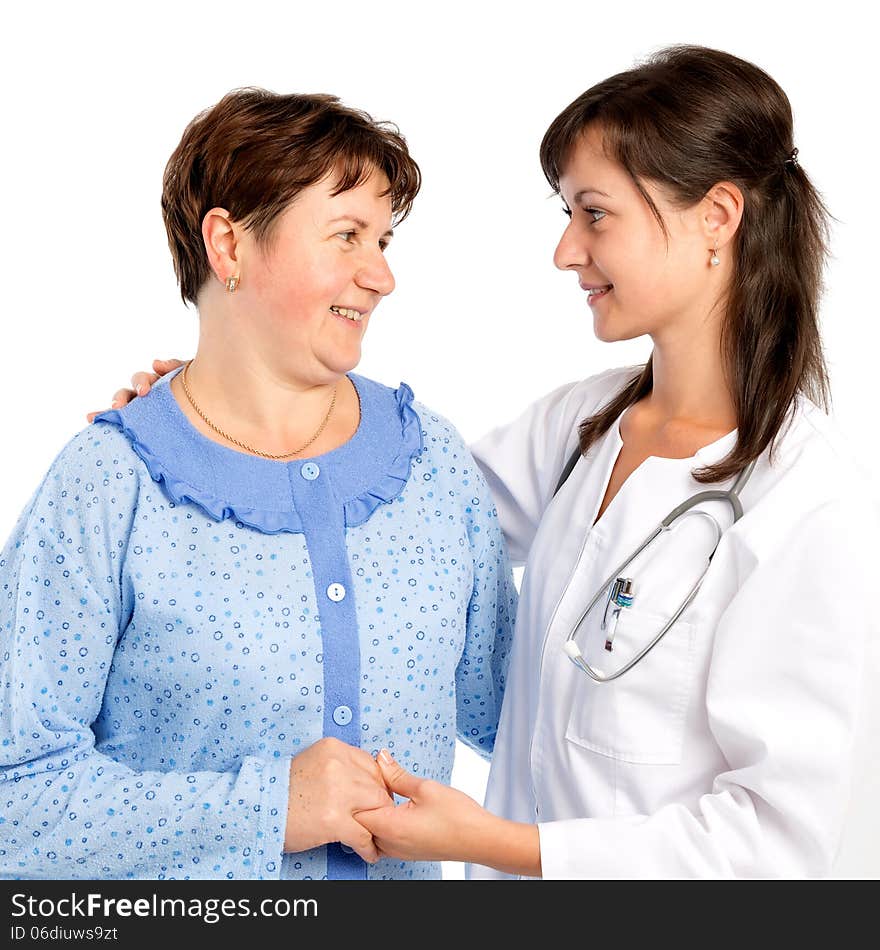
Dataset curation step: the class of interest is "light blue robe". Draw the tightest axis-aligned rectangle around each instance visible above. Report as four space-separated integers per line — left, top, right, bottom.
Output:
0 368 516 879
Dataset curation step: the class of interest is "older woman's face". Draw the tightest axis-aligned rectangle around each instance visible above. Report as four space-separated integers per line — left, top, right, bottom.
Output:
239 167 396 382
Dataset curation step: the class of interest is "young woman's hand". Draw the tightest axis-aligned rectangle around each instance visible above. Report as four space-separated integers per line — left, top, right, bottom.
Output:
285 738 394 864
354 751 494 864
86 358 185 422
356 751 543 876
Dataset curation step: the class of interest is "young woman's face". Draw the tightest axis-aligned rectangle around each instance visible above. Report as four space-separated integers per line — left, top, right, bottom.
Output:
554 126 717 344
235 166 396 383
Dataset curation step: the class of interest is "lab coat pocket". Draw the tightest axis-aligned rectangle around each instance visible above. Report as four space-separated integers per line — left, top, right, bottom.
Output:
564 609 697 765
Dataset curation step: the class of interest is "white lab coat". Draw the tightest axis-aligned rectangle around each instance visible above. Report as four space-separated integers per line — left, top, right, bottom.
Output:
468 366 877 879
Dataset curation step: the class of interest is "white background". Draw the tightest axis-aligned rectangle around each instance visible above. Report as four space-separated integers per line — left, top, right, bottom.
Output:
2 1 877 878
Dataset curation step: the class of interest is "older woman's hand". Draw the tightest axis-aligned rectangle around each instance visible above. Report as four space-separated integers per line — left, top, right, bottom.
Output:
86 358 185 423
285 738 394 864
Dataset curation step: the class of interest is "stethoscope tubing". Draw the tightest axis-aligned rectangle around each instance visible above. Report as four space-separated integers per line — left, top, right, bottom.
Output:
563 459 757 684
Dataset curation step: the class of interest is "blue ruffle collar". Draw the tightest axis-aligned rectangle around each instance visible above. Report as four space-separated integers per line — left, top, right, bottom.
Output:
94 367 423 535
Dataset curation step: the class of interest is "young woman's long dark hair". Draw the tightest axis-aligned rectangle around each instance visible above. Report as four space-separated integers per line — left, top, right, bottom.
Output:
540 45 831 482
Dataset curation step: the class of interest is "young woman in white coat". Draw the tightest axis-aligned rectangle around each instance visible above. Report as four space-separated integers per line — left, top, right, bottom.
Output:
361 45 874 878
96 46 873 877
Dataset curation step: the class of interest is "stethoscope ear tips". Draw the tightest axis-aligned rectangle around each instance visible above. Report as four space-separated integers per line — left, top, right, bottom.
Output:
563 640 583 661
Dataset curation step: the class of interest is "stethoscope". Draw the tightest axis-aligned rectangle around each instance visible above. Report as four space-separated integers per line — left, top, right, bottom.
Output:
556 455 757 684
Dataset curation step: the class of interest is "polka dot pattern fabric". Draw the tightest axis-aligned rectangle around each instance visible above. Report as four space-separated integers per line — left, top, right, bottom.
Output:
0 373 516 880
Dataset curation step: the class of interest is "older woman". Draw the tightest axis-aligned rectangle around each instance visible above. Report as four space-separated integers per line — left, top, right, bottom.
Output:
0 89 515 881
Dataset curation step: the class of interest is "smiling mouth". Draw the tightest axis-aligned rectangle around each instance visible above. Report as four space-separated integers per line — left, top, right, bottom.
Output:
587 285 613 304
329 306 365 323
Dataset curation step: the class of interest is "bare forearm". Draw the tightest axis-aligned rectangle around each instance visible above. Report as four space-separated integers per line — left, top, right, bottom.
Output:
466 812 543 878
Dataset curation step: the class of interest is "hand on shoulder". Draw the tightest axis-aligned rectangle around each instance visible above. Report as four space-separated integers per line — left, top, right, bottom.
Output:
86 358 185 423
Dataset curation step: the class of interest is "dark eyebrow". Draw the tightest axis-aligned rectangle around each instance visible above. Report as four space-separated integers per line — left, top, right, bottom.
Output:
329 216 394 239
573 188 611 202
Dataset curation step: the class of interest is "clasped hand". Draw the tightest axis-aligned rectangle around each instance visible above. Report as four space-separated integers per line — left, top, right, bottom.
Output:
287 740 484 866
353 750 487 865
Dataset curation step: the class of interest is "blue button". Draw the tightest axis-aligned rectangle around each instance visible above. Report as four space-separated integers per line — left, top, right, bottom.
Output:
333 705 353 726
301 463 320 481
327 583 346 602
341 844 355 855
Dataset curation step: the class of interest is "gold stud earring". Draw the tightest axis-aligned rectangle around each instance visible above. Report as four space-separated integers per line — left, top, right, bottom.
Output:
225 275 240 293
710 243 720 267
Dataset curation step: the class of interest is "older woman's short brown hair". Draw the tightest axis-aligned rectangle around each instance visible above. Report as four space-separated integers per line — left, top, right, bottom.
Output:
161 87 422 305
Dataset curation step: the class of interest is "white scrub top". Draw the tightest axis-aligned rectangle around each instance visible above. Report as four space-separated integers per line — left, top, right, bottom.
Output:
469 366 877 879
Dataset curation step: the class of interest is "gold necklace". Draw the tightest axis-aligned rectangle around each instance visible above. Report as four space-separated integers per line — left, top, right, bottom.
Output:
180 360 338 461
